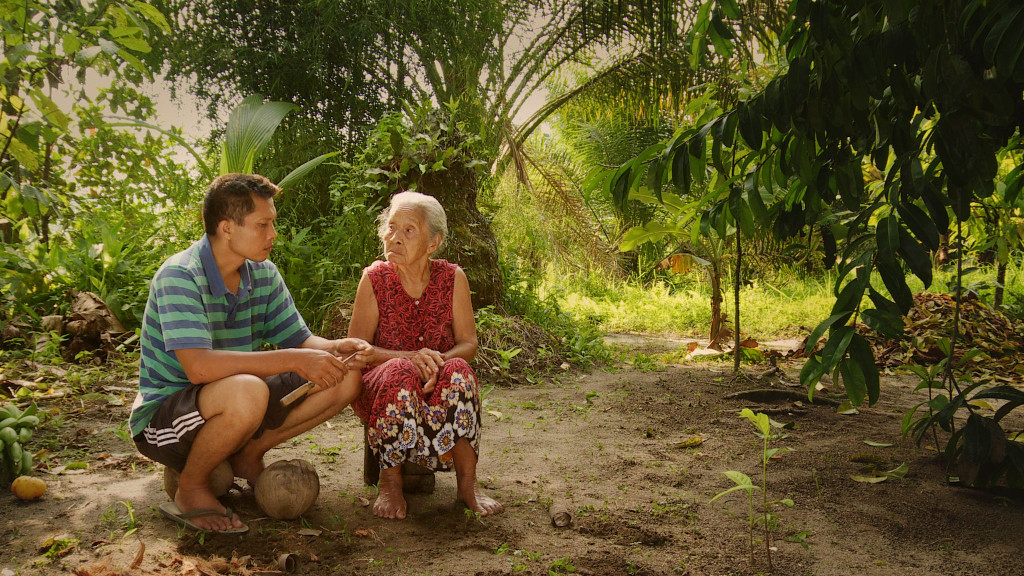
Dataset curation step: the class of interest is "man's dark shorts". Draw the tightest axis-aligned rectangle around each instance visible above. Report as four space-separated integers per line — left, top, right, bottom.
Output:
133 372 307 472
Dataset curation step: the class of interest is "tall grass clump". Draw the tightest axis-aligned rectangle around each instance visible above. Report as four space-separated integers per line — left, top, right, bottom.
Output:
473 260 613 382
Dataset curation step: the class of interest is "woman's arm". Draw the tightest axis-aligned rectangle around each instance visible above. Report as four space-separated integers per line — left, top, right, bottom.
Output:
348 265 478 390
444 267 478 362
348 271 380 352
349 270 417 368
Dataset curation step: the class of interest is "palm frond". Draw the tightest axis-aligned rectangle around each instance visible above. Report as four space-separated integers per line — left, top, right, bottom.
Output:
220 94 298 174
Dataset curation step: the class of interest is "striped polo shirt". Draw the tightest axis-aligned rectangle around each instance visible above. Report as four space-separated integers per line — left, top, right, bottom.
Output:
129 234 312 436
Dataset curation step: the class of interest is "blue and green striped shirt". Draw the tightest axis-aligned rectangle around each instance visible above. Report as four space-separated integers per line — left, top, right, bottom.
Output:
130 235 312 436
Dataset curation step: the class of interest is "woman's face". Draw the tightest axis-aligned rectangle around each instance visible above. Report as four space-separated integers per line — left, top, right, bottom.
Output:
383 205 440 265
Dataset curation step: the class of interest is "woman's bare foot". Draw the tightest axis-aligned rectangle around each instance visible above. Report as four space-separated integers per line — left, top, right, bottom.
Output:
457 482 503 516
174 480 244 531
374 466 407 519
450 438 502 516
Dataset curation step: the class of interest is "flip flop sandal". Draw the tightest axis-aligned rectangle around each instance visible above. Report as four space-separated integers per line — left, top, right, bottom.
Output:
159 501 249 534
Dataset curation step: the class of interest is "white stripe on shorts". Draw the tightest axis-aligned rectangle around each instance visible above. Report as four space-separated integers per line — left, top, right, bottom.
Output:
142 411 205 447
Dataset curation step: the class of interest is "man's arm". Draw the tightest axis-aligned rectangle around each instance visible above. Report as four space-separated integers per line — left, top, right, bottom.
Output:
175 346 351 387
300 335 374 368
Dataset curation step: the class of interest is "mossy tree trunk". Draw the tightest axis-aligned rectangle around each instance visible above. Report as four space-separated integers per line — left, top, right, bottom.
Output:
416 163 503 311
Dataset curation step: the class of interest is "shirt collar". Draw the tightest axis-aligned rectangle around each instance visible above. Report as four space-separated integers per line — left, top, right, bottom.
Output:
199 234 252 298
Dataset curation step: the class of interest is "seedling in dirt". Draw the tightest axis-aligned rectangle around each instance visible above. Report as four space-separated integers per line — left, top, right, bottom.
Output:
101 501 141 537
631 353 659 372
548 556 576 574
463 507 486 526
483 346 521 370
710 408 796 572
39 534 79 562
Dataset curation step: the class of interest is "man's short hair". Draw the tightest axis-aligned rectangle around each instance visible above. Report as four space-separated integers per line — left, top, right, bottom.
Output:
202 173 279 236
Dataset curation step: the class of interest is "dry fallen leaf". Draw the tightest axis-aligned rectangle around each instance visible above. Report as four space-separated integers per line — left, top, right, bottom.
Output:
130 542 145 570
675 436 704 448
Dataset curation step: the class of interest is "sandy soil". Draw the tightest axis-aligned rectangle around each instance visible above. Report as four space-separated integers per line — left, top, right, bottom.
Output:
2 339 1023 576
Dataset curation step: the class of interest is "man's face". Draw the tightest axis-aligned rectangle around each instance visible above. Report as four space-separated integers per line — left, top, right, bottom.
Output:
225 196 278 262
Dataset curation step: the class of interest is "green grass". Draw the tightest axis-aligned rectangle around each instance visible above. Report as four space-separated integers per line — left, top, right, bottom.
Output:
542 256 1024 340
543 268 833 339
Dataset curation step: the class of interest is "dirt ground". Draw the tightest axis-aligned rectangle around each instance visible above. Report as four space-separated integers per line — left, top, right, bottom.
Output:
2 336 1023 576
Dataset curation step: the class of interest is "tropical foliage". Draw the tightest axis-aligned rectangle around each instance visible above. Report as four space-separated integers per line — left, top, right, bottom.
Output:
0 1 198 324
4 0 1024 490
610 0 1024 486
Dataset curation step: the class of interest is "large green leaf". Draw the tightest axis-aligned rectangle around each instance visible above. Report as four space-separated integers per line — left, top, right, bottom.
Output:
982 4 1024 70
876 259 913 311
647 159 665 201
744 171 769 225
962 413 1005 469
739 408 770 436
820 325 855 374
876 214 899 264
277 151 341 191
730 185 753 237
836 157 863 211
896 202 940 250
847 333 880 405
800 355 828 395
672 147 691 193
220 94 298 175
738 101 762 150
28 89 70 132
4 137 39 171
898 227 932 288
838 356 867 406
860 308 904 340
1004 164 1024 206
832 276 867 317
619 222 681 251
919 182 950 235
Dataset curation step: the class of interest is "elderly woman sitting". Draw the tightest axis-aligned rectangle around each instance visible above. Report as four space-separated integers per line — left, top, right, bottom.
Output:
348 191 502 519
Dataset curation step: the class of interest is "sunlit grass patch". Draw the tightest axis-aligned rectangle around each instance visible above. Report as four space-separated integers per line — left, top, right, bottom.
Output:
544 268 835 340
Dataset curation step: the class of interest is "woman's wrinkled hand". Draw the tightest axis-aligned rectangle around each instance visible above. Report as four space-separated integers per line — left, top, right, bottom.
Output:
410 348 444 394
331 338 374 369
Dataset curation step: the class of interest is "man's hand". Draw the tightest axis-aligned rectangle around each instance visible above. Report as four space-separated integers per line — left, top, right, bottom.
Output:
296 348 350 390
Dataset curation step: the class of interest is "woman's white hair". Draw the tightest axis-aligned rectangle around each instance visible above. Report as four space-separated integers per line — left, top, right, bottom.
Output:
377 191 448 254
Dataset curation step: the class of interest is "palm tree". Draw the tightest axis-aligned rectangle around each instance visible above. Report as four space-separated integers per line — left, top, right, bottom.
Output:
157 0 789 307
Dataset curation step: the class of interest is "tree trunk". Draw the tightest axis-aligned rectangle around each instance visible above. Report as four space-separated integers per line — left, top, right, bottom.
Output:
417 163 503 310
995 260 1006 308
708 261 724 350
734 231 741 373
936 233 950 266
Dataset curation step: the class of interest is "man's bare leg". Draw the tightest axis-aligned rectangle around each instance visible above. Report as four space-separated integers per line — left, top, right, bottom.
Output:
452 438 502 516
373 465 407 519
230 371 361 484
175 375 267 531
